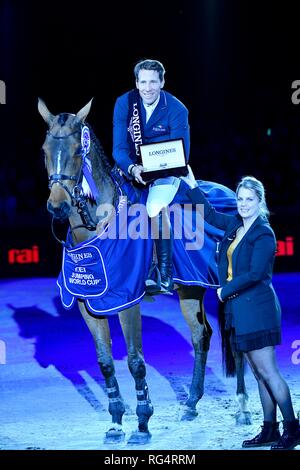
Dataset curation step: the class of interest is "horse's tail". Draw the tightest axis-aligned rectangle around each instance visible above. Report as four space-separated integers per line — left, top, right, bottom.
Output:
218 301 236 377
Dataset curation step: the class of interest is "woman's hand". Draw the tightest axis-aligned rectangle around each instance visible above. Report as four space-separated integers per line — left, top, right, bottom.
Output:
180 165 198 188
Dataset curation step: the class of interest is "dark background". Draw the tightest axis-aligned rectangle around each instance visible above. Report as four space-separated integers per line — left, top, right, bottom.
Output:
1 0 300 276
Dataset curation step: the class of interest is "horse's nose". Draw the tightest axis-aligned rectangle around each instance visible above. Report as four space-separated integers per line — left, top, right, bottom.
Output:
47 200 71 220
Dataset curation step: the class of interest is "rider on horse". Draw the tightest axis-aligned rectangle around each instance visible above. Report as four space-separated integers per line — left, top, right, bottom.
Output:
112 58 195 296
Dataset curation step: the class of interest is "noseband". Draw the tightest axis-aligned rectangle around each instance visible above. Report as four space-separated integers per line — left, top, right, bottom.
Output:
47 127 98 238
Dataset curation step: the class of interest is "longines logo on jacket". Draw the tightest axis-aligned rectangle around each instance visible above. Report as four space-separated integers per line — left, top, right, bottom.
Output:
152 125 167 132
128 102 142 156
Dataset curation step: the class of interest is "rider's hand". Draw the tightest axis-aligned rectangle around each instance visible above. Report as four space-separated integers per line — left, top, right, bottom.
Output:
131 164 147 185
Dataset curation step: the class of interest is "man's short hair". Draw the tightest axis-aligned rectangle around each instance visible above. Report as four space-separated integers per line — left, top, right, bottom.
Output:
134 59 165 82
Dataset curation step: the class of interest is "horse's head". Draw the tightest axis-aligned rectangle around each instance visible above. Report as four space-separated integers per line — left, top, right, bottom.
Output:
38 98 93 220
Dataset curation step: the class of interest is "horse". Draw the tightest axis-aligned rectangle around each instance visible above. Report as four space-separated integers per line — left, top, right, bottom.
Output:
38 98 251 444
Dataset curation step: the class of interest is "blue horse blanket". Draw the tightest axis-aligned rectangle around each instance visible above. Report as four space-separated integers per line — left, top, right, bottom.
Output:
57 180 236 316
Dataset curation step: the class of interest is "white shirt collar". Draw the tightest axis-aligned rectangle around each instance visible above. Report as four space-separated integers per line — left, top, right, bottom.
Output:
143 95 160 122
143 95 160 108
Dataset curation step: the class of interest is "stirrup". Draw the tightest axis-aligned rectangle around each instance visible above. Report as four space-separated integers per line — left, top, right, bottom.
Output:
146 281 173 296
145 265 173 296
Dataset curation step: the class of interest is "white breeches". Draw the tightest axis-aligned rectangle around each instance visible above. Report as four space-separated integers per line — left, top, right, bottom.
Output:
146 165 197 218
146 177 180 218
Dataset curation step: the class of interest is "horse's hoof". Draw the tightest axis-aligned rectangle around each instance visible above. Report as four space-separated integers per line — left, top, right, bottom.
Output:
235 411 252 425
179 405 198 421
127 430 152 445
104 426 125 444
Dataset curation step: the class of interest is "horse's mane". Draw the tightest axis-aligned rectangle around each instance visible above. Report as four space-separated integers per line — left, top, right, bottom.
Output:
88 123 112 178
87 122 119 208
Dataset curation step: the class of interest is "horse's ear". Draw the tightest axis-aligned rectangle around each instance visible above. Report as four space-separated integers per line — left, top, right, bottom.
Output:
38 98 55 126
76 98 94 122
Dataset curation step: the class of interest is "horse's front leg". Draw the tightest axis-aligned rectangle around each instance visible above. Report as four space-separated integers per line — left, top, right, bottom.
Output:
118 305 153 444
177 285 212 420
233 351 252 425
78 301 125 442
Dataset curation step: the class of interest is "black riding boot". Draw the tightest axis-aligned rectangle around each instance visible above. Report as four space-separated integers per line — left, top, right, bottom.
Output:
146 211 173 295
242 421 280 448
271 419 300 450
156 233 173 293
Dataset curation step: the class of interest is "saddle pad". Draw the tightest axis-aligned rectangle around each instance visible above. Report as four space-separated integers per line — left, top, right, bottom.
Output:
57 200 153 315
60 242 109 298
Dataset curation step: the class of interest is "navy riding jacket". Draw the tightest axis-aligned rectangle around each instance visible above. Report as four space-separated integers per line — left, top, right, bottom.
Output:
113 90 190 177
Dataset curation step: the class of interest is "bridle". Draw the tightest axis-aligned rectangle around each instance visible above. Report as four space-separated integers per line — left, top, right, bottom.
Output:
46 125 98 243
47 129 83 202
